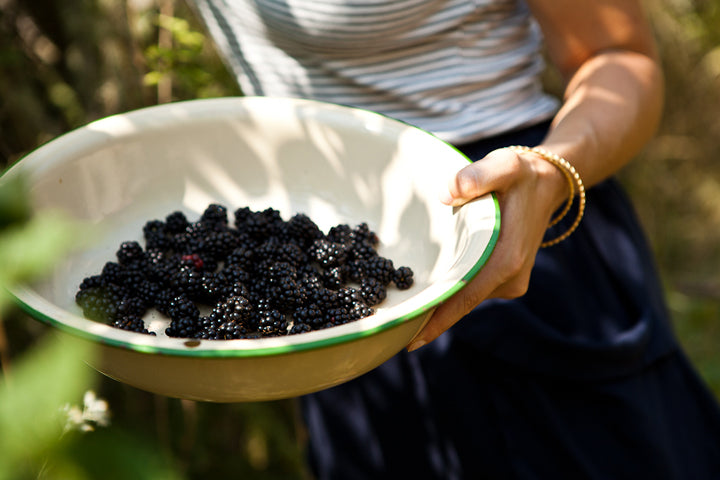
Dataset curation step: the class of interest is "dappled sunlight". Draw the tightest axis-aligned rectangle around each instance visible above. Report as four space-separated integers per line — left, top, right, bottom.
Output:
5 96 498 403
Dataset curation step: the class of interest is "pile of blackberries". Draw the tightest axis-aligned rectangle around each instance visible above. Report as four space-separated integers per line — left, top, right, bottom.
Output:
75 204 414 340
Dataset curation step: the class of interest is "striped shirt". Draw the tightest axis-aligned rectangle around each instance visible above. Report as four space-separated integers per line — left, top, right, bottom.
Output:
193 0 559 144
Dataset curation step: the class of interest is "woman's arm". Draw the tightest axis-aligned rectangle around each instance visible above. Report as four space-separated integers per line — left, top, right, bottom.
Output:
407 0 664 351
531 0 665 188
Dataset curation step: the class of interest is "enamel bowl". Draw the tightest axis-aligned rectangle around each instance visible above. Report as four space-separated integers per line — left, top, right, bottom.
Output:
4 97 499 402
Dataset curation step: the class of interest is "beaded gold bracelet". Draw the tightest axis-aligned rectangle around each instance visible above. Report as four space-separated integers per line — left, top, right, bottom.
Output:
506 145 586 248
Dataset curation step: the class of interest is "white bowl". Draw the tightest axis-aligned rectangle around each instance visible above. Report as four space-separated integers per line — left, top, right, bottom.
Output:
3 97 499 402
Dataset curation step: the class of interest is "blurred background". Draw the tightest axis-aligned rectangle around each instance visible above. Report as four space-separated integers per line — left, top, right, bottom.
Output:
0 0 718 478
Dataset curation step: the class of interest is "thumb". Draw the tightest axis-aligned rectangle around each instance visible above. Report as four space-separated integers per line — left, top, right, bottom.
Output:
440 149 513 207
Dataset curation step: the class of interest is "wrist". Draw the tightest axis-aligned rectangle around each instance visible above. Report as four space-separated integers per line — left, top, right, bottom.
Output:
506 145 586 247
529 149 572 213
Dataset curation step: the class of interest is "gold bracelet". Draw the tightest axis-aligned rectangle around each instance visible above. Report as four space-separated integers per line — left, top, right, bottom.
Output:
507 145 586 248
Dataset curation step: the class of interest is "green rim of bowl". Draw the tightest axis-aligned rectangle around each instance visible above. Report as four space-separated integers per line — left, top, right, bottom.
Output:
4 97 501 358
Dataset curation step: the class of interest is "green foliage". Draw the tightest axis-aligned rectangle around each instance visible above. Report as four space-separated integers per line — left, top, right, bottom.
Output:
0 215 78 312
0 168 183 479
52 427 184 480
0 173 31 229
0 172 84 311
143 13 221 99
0 334 184 479
619 2 720 390
668 291 720 398
0 335 95 479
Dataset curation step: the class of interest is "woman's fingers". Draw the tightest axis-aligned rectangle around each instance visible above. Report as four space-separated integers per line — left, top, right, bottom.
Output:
406 244 512 351
408 148 560 352
406 215 537 351
441 148 521 206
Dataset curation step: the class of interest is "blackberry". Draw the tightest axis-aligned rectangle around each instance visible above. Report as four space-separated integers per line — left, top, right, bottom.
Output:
216 295 253 324
274 242 308 268
199 257 219 274
145 249 177 282
393 266 414 290
297 262 320 278
349 241 377 261
113 314 152 334
195 272 225 304
224 282 254 303
323 307 352 326
266 261 298 282
143 220 171 250
166 316 200 338
300 271 325 294
335 287 364 308
284 213 323 248
116 241 145 266
360 277 387 306
344 259 366 283
289 323 312 335
78 274 106 291
307 286 337 307
234 207 283 239
310 239 347 268
165 211 190 234
171 223 206 256
349 302 375 321
215 320 252 340
363 256 395 285
266 276 306 313
257 308 288 336
200 203 228 227
130 278 163 305
224 246 255 271
232 206 253 227
116 296 148 318
143 219 165 236
100 261 125 285
76 285 123 323
153 288 176 317
203 230 238 261
206 298 255 339
165 295 200 338
352 222 379 248
77 202 413 339
292 304 324 329
216 263 250 287
169 264 204 299
195 315 222 339
327 223 353 245
118 264 147 293
166 295 199 323
253 237 307 268
180 253 205 270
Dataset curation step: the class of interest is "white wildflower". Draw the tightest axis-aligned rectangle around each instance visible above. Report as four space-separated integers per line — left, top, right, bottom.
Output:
62 390 111 433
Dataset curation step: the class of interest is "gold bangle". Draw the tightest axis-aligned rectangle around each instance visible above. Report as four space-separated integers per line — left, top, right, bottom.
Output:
506 145 586 248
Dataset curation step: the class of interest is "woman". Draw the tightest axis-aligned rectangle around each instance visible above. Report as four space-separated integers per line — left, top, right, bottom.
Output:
192 1 720 477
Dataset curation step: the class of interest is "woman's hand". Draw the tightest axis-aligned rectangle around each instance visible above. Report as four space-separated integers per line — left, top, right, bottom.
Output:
406 0 664 352
406 147 569 351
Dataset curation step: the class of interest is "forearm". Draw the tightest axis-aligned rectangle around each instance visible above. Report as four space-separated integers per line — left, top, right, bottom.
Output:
540 49 664 198
414 2 665 349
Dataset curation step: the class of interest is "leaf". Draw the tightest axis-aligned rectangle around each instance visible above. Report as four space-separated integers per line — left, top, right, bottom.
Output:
0 174 32 229
143 70 165 87
53 428 185 480
0 334 97 477
0 211 83 311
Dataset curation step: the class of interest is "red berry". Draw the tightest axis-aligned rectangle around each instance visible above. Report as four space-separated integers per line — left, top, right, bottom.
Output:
181 253 204 270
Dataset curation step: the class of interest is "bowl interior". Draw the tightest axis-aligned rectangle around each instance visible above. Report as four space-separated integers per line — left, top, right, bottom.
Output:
5 97 499 356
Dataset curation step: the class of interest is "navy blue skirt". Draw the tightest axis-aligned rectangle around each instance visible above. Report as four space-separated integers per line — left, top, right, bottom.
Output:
299 122 720 479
